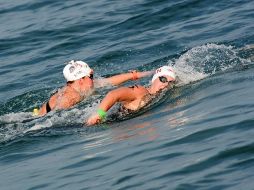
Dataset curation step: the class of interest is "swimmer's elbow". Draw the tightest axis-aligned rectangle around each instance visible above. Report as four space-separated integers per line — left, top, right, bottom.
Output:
106 90 120 103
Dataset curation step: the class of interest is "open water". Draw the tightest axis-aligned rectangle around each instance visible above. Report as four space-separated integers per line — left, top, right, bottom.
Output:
0 0 254 189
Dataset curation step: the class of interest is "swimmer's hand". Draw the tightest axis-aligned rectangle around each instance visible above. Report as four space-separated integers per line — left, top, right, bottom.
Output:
86 114 101 126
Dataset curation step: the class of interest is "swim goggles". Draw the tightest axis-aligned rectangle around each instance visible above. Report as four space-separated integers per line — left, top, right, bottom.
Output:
89 73 93 80
82 73 93 80
159 76 170 83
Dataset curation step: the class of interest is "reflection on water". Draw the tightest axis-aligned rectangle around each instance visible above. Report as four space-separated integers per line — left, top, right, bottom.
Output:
112 122 159 142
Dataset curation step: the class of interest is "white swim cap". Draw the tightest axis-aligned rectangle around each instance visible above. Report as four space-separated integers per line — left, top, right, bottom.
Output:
63 60 92 82
152 66 176 83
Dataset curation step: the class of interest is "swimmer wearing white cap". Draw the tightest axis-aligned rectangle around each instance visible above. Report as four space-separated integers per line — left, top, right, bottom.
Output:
87 65 176 126
37 60 153 116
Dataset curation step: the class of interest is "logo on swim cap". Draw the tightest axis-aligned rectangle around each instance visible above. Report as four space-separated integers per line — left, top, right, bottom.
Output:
69 66 75 73
152 66 176 83
63 60 92 82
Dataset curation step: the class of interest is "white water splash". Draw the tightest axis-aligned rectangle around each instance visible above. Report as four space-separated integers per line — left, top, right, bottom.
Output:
0 112 33 123
0 100 100 142
170 43 248 85
24 99 100 132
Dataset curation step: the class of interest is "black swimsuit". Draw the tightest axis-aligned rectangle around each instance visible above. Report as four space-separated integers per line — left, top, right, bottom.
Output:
128 85 139 89
46 101 52 113
45 90 58 113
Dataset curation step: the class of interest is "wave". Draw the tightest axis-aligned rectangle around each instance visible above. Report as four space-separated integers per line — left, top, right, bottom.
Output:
0 43 253 144
172 43 251 85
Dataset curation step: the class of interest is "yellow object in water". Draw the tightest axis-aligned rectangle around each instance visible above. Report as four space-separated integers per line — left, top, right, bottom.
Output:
33 108 39 116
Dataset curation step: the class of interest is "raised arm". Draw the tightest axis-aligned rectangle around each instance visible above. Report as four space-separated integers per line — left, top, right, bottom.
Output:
95 70 153 87
86 87 138 125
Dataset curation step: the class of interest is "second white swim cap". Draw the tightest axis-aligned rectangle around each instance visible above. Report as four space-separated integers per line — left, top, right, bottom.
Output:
152 66 176 83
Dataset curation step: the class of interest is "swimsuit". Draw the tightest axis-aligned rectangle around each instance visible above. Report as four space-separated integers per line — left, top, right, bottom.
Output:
45 101 52 113
44 90 58 114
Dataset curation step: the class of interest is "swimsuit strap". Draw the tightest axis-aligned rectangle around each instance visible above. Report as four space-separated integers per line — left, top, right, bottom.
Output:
46 101 52 113
45 89 59 113
128 84 139 89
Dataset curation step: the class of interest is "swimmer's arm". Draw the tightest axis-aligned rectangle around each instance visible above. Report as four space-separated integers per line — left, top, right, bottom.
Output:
86 87 137 125
95 70 153 87
38 104 47 116
100 87 137 111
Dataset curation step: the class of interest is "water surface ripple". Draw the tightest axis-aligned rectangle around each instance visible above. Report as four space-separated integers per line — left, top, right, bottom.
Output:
1 0 254 189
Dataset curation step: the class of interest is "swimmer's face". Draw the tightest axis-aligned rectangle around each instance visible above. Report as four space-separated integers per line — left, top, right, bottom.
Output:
152 75 174 93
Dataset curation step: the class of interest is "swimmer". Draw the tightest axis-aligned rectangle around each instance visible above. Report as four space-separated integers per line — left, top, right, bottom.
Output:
86 66 176 126
37 60 153 116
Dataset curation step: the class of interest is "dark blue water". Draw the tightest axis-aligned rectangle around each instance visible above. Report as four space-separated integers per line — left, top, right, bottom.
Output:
1 0 254 189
